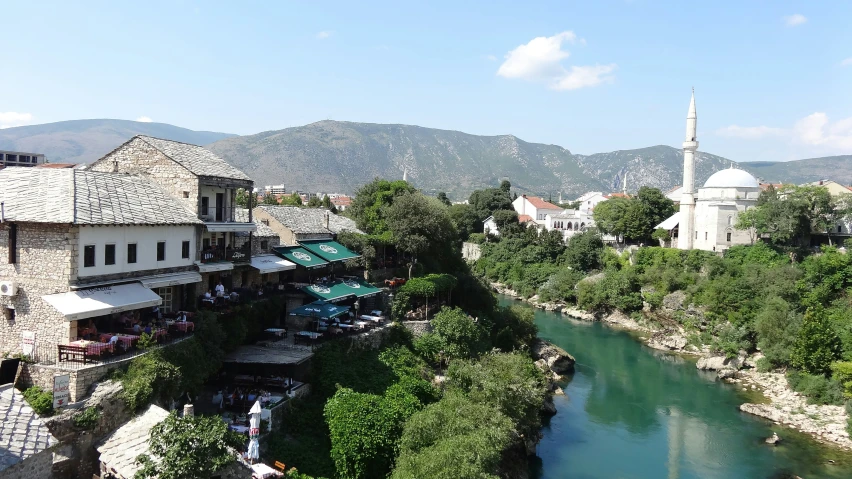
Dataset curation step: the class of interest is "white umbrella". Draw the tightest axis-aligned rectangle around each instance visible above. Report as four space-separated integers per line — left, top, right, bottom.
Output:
247 400 262 463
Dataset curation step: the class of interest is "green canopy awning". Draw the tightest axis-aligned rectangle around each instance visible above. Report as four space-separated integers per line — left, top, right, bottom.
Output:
337 277 382 298
272 246 329 269
299 240 360 263
289 301 349 320
301 282 355 302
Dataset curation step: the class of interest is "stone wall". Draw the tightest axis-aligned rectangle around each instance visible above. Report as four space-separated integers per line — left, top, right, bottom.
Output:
461 242 481 262
17 355 134 403
402 320 432 338
250 234 280 257
90 137 201 215
0 223 77 354
0 448 55 479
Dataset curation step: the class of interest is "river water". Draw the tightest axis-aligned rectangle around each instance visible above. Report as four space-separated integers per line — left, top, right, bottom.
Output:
504 298 852 479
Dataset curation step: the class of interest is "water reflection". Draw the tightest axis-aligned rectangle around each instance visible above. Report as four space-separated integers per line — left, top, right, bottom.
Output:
509 298 852 479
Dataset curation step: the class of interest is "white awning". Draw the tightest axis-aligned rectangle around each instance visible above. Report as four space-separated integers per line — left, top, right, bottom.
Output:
196 262 234 273
139 271 202 289
205 222 257 233
656 213 680 231
250 255 297 274
42 283 162 321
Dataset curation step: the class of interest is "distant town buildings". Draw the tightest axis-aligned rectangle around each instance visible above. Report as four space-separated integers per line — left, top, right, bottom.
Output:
512 195 562 226
0 149 46 168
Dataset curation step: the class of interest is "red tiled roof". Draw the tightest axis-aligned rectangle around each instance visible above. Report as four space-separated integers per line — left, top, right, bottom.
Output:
606 193 630 198
331 196 351 206
518 214 534 223
759 183 784 191
666 185 682 193
523 195 560 209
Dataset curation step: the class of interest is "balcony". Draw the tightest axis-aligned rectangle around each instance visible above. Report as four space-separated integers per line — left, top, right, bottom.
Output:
199 206 256 233
199 243 251 264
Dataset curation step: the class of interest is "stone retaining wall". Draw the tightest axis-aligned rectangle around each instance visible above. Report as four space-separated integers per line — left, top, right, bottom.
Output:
462 242 481 262
402 320 432 338
17 354 136 403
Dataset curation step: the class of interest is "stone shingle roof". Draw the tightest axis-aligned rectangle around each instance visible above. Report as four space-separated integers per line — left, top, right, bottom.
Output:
0 385 58 473
235 208 278 237
0 167 201 225
96 404 170 479
137 136 252 182
256 206 364 235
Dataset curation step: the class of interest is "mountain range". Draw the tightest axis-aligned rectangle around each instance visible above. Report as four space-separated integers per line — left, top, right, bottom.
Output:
1 119 849 200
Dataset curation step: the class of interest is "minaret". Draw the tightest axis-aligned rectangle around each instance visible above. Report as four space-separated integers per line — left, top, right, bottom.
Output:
403 167 408 182
622 172 628 195
677 89 698 250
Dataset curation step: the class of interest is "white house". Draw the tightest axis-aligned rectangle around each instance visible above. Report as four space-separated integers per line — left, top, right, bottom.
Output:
512 195 562 226
483 215 500 236
575 192 609 215
544 209 595 241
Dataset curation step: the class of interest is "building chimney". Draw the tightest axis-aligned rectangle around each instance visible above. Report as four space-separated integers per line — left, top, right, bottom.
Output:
183 403 194 417
112 159 118 173
325 212 330 229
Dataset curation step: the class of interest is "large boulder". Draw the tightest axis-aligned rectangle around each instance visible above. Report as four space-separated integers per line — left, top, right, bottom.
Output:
532 340 575 374
647 331 688 351
697 354 746 371
662 291 687 312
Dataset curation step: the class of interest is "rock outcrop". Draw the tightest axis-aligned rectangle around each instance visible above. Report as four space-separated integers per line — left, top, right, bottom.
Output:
532 340 575 375
647 331 688 351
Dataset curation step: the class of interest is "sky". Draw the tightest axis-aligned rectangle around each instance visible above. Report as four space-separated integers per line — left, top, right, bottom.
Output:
1 0 851 162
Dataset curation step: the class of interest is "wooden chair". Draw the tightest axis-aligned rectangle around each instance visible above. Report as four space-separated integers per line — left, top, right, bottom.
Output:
58 345 88 364
274 461 287 472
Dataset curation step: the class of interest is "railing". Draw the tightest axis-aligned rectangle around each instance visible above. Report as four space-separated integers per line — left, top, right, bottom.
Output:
198 206 250 224
20 333 194 371
198 244 251 264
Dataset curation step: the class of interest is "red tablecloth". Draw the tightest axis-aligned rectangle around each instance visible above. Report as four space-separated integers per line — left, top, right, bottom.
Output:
69 340 114 356
167 321 194 332
99 333 139 348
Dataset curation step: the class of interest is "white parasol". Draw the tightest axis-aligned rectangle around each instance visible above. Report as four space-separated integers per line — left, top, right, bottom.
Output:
246 400 262 463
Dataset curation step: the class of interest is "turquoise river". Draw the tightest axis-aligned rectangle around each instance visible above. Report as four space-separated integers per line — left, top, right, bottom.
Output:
503 297 852 479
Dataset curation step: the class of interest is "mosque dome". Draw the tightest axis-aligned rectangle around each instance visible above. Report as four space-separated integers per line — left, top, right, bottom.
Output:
702 168 759 188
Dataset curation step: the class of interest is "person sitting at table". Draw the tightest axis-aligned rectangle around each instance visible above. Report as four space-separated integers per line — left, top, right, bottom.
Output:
144 323 153 335
132 322 143 334
118 312 132 326
229 290 239 302
175 310 187 322
215 281 225 297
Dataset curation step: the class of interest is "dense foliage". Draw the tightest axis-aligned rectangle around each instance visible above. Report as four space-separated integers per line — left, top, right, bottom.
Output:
135 412 245 479
593 187 675 243
22 385 54 416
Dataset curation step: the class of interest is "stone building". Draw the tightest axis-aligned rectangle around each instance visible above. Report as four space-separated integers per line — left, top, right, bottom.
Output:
0 384 58 479
0 167 203 355
88 135 257 293
253 205 363 245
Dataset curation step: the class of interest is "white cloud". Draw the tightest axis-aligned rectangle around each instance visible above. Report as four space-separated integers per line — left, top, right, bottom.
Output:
717 113 852 153
496 31 615 91
793 113 852 150
136 116 153 123
784 14 807 26
841 57 852 67
0 112 34 129
316 31 333 40
715 125 786 139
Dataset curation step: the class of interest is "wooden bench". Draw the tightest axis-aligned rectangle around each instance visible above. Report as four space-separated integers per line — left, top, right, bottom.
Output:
58 345 89 364
273 461 286 472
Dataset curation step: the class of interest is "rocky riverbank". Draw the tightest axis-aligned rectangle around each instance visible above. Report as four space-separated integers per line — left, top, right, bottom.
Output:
491 282 852 451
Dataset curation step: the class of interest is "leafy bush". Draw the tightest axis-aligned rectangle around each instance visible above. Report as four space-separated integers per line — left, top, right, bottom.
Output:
137 332 157 350
430 307 487 360
712 323 751 359
830 361 852 398
467 233 487 244
791 307 842 376
121 352 181 412
490 306 537 352
754 296 802 368
22 386 53 416
786 370 845 405
562 231 604 272
412 333 446 365
537 268 585 304
72 406 100 429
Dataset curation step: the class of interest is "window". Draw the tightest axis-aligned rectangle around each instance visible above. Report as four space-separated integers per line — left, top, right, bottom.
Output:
8 223 16 264
261 240 269 250
183 191 190 198
182 241 190 259
84 245 95 267
157 241 166 261
695 231 698 239
5 306 14 322
154 287 173 313
105 244 116 265
726 232 732 242
127 243 137 264
201 197 209 216
727 215 732 226
839 225 843 233
705 232 708 240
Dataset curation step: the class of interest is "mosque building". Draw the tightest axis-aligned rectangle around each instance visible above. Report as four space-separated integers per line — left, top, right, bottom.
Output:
655 91 761 252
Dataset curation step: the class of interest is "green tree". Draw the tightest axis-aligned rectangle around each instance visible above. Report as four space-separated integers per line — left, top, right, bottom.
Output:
349 179 417 238
448 203 482 240
281 194 303 206
135 412 244 479
262 193 280 205
563 230 604 272
491 209 523 237
792 307 843 376
593 196 631 241
754 296 802 368
499 180 511 194
436 192 451 206
307 196 323 208
322 195 333 209
384 192 458 277
431 307 487 359
235 188 257 208
468 188 513 223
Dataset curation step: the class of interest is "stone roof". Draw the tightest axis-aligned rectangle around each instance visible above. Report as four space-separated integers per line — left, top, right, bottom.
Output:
0 167 201 225
136 136 252 182
96 404 170 479
0 384 58 473
235 208 278 237
256 206 364 235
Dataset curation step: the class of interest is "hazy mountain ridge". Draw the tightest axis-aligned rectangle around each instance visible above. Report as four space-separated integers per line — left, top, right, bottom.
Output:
3 119 850 200
0 119 234 164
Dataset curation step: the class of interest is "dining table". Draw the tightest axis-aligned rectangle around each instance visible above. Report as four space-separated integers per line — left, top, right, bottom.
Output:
69 339 114 356
165 320 195 332
98 333 139 349
359 315 384 323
